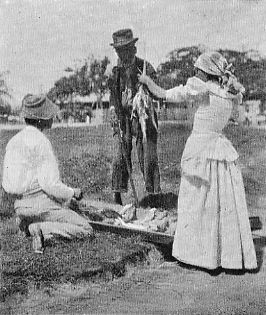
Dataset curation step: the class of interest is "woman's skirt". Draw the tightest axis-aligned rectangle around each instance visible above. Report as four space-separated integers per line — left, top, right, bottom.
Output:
172 159 257 270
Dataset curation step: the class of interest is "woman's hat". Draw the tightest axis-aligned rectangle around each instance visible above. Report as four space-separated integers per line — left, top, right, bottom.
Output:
21 94 59 120
194 51 229 76
110 29 138 49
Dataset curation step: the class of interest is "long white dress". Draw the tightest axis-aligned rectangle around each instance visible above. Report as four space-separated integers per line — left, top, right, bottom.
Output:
166 77 257 270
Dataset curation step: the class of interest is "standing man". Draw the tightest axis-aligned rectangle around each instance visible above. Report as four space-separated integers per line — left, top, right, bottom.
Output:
109 28 161 205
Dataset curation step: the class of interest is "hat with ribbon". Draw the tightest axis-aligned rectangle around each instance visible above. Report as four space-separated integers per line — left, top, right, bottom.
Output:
110 29 138 49
21 94 59 120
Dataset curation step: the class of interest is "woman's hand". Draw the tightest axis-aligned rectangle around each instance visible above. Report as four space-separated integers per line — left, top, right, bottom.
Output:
223 74 245 95
138 73 150 85
138 73 166 99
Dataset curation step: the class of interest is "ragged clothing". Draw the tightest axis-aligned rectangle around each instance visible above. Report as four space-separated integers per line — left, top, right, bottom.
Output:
109 56 161 194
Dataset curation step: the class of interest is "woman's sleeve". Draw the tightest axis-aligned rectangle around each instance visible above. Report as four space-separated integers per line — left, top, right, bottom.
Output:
166 85 205 103
166 77 209 103
37 139 74 201
165 85 191 103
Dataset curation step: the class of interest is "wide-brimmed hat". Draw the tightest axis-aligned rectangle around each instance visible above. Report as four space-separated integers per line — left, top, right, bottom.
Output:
21 94 59 120
194 51 229 77
110 29 138 49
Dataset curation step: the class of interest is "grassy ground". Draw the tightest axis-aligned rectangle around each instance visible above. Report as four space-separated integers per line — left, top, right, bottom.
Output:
1 122 266 307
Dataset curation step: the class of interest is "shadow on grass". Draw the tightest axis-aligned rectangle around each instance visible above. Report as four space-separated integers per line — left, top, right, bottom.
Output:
224 236 266 275
253 236 266 272
139 192 178 210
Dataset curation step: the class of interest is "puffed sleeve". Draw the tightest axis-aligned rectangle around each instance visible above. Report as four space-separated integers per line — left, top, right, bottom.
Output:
166 77 209 103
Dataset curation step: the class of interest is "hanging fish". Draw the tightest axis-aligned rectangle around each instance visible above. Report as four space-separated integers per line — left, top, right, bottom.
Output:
132 60 158 143
132 85 149 142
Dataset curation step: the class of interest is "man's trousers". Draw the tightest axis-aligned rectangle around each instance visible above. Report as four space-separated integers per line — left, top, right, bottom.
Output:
111 112 161 194
14 191 93 241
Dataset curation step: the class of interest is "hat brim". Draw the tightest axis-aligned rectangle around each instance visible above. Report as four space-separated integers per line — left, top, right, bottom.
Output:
21 97 59 120
110 38 138 48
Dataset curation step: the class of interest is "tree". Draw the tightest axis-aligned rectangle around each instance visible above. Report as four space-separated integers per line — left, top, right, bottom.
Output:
0 71 11 116
86 56 110 107
48 75 79 103
157 46 266 103
157 46 202 89
218 49 266 103
48 56 110 108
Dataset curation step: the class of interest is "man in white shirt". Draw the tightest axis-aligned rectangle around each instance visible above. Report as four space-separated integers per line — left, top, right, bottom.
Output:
2 94 93 253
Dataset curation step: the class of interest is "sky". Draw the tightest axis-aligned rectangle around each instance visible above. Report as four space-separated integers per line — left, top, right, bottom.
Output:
1 0 266 107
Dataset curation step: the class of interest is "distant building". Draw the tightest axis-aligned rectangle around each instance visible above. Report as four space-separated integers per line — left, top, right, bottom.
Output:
54 92 110 124
72 92 110 109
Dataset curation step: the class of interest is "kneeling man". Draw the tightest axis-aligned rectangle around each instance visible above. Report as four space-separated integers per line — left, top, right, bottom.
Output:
2 94 93 253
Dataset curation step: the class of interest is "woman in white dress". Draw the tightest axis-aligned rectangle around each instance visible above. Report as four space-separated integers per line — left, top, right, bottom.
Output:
139 51 257 271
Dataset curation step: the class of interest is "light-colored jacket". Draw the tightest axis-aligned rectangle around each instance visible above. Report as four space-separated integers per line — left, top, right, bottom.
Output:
2 125 74 201
165 76 243 182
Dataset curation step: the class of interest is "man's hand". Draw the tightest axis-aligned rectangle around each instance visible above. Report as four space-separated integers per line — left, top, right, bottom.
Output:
73 188 83 201
77 198 91 209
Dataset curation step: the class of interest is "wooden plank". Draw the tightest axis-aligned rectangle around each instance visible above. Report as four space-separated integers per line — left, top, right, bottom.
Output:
87 220 174 245
88 216 261 241
78 200 261 244
86 216 261 246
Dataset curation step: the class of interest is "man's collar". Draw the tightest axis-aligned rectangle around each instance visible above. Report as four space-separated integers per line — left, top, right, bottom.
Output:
25 125 43 134
117 56 136 68
25 125 38 131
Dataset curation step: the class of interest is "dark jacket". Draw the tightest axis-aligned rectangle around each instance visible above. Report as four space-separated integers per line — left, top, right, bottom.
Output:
109 56 157 120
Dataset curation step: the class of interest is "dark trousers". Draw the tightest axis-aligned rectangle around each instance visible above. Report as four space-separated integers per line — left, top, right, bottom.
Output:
111 113 161 194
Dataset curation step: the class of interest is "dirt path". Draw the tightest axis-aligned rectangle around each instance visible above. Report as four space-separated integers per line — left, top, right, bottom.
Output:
5 248 266 315
74 262 266 315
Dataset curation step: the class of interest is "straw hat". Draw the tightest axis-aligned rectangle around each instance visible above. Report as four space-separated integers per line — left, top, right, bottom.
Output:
21 94 59 120
110 29 138 49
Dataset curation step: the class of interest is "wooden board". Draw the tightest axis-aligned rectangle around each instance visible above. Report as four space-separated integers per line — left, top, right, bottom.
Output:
77 198 262 245
86 215 262 246
87 220 174 245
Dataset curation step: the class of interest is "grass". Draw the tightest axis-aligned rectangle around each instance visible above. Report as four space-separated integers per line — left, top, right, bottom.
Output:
1 122 266 301
1 225 151 299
